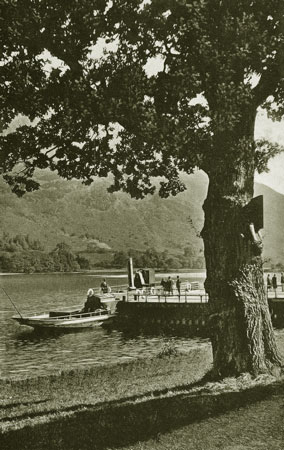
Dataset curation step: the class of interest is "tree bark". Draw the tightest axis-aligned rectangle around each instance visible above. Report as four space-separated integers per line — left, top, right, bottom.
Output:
202 109 283 377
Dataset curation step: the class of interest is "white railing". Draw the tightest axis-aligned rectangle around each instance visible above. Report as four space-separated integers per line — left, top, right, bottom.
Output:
90 284 129 295
125 288 208 303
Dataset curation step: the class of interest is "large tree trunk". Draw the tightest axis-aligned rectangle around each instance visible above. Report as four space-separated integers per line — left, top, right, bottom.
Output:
202 109 282 377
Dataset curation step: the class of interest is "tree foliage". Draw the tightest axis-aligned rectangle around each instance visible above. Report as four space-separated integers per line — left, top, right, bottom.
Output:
0 234 90 272
0 232 44 252
1 0 284 196
108 247 204 269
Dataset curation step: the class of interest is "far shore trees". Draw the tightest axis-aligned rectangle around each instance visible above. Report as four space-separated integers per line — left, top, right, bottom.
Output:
0 235 90 273
1 1 284 377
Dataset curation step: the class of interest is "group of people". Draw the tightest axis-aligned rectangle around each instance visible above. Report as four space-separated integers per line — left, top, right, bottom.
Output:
266 273 284 297
160 276 182 296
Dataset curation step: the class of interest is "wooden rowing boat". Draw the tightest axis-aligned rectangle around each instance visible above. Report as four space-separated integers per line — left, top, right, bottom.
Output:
12 292 125 330
13 308 115 330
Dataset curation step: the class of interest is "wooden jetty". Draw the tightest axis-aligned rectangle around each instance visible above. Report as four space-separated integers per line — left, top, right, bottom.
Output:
114 285 284 335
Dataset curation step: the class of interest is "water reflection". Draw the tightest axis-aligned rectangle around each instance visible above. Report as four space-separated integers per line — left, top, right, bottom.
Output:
15 328 62 344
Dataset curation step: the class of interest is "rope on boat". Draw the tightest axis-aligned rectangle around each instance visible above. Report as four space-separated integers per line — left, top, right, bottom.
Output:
1 287 23 318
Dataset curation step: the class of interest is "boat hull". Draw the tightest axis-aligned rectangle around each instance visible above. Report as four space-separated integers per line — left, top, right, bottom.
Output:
13 312 115 330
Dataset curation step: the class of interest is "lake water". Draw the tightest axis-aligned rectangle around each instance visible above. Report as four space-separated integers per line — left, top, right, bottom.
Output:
0 271 208 379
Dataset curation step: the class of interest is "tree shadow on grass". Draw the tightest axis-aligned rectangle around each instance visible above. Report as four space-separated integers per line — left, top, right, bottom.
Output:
1 376 283 450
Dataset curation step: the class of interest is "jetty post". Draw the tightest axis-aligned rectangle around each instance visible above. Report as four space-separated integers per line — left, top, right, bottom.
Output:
127 257 136 290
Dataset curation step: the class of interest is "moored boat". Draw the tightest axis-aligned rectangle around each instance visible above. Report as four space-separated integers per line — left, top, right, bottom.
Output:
12 291 125 331
13 308 115 330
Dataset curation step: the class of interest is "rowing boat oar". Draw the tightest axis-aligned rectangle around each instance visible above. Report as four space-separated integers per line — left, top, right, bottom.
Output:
1 287 23 318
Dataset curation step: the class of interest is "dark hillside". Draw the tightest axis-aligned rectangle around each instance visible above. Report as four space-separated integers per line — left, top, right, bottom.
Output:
0 170 283 264
0 170 207 257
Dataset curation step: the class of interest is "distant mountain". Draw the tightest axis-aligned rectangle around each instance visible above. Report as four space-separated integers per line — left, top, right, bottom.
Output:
255 183 284 264
0 170 283 264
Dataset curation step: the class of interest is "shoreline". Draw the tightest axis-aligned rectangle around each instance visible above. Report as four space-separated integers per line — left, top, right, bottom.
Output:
0 268 207 276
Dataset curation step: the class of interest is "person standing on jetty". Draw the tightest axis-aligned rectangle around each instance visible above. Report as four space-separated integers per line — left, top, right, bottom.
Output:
281 273 284 292
176 276 181 297
267 274 272 290
169 277 174 295
160 278 166 293
165 276 172 295
272 274 278 298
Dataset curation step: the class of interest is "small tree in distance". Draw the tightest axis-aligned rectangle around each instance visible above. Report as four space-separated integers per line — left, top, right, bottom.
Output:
1 1 284 377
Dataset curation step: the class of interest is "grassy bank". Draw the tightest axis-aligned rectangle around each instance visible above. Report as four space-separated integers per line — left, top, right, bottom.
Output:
1 335 283 449
1 355 283 449
118 382 284 450
0 346 212 433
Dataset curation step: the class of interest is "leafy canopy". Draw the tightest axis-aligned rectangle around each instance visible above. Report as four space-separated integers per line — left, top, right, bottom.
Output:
1 0 284 197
